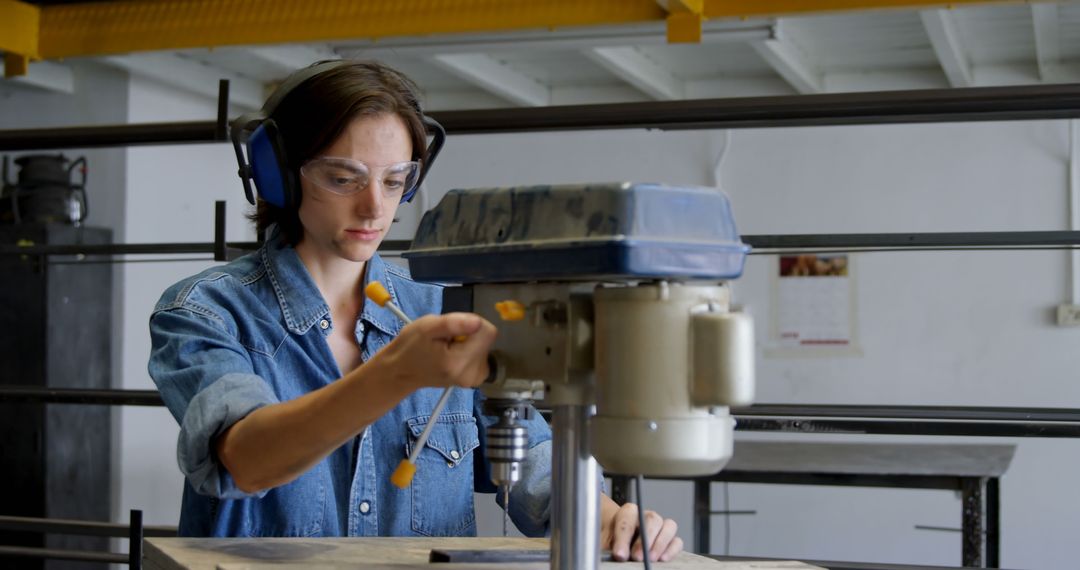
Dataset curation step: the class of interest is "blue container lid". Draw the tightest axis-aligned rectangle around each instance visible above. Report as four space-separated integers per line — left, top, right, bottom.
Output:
405 182 750 283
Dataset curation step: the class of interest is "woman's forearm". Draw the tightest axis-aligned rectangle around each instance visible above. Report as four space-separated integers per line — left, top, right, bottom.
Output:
212 313 494 494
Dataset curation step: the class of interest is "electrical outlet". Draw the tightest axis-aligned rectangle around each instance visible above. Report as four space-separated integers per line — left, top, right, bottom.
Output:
1057 304 1080 326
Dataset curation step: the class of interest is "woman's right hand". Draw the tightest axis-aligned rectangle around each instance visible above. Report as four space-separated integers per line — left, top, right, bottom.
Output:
374 312 498 391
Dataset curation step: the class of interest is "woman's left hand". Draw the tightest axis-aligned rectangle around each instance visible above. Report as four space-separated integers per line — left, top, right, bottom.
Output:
600 499 683 563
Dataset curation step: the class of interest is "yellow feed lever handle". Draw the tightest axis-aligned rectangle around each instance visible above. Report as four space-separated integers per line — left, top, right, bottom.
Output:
365 282 392 307
391 459 417 489
495 300 526 321
367 281 469 342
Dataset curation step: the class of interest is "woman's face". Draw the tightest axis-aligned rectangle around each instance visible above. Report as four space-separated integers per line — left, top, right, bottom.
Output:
296 113 412 263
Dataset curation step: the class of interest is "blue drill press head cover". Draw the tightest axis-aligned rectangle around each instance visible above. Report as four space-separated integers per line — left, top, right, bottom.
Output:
404 182 750 283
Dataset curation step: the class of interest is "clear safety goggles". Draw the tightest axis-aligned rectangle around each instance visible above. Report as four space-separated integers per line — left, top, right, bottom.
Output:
300 156 421 198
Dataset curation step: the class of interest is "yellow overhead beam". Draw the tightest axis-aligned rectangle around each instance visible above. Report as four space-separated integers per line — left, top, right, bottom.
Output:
32 0 1031 60
702 0 1027 19
38 0 667 59
0 0 40 77
664 0 706 43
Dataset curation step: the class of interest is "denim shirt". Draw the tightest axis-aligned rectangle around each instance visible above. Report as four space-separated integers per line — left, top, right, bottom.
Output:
147 231 553 537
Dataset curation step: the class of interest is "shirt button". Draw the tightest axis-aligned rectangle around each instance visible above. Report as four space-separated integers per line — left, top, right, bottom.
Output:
447 461 455 468
450 450 460 460
319 319 330 330
359 501 370 514
357 321 365 333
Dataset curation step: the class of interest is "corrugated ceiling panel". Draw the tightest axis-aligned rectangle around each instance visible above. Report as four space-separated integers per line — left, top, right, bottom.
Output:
782 11 937 71
952 5 1035 66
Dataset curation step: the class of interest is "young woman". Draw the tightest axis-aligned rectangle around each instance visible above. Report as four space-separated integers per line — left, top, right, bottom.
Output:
148 60 682 562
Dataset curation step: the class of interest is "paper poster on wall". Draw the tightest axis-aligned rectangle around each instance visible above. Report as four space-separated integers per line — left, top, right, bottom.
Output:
771 254 857 352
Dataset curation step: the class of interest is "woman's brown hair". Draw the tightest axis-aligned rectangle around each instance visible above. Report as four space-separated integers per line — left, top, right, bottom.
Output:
249 60 429 245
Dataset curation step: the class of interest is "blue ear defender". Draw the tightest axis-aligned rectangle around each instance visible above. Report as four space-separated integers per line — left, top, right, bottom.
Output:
230 61 445 209
246 120 292 208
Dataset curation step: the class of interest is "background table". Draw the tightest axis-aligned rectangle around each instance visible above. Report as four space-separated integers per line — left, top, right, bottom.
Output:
611 441 1016 568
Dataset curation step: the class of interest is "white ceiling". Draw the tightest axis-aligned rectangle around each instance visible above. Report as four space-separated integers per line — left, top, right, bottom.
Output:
8 2 1080 111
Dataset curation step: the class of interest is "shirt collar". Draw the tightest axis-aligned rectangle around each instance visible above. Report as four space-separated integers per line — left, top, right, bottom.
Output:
262 230 331 335
262 228 404 337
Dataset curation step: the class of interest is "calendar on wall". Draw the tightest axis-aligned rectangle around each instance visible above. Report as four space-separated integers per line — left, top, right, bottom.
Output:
769 254 860 356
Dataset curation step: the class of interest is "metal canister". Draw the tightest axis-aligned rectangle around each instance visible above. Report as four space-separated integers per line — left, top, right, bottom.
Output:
1 154 88 225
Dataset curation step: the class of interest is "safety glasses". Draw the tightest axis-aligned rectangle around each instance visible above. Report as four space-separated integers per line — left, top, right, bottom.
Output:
300 156 421 199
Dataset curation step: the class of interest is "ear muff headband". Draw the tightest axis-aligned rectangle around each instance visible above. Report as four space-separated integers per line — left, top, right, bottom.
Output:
406 115 445 203
230 60 444 208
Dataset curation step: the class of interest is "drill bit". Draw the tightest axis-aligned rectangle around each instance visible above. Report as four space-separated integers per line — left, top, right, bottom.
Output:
501 483 509 537
502 483 510 537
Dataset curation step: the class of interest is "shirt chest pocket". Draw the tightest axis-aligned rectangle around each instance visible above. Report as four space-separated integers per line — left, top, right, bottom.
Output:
405 413 480 537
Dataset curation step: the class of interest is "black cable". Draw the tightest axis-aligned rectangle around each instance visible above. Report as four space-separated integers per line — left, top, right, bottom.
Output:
635 474 652 569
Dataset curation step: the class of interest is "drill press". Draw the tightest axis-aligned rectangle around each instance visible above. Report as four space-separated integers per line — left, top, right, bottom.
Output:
405 182 755 570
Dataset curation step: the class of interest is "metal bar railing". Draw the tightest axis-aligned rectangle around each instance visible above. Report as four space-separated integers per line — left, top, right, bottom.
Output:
434 83 1080 134
0 239 413 257
0 387 164 406
0 509 174 568
0 515 176 538
6 83 1080 150
2 232 1078 259
6 386 1080 437
0 545 127 564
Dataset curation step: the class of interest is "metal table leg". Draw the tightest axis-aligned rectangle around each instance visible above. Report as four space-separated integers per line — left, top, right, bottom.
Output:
695 480 711 555
961 477 984 567
987 477 1000 568
129 509 143 570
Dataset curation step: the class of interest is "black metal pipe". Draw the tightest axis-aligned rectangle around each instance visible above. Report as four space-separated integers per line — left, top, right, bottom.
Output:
0 545 127 564
0 121 225 152
742 231 1080 249
0 515 176 538
216 80 230 141
734 417 1080 438
1 232 1076 259
4 84 1080 151
129 509 142 570
0 239 412 257
735 404 1080 423
0 387 164 406
214 201 227 262
7 386 1080 437
432 84 1080 134
987 478 1001 568
0 241 258 256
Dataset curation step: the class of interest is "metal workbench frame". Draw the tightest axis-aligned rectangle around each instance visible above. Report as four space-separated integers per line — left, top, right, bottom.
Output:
4 388 1080 438
612 471 1000 568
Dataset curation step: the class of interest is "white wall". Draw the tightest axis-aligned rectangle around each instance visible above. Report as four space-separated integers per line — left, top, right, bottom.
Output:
716 122 1080 569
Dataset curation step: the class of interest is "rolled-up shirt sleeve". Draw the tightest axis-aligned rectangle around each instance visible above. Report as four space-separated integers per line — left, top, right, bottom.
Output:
508 439 553 537
149 306 278 499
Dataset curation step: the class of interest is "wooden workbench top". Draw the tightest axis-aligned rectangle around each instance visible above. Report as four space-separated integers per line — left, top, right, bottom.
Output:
144 537 823 570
